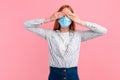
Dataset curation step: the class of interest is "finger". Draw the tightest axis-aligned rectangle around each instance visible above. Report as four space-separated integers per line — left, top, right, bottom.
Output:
58 12 65 16
66 12 73 18
65 12 74 18
65 13 70 17
61 11 69 16
58 12 65 15
61 12 66 16
68 13 75 17
56 12 65 19
66 14 73 20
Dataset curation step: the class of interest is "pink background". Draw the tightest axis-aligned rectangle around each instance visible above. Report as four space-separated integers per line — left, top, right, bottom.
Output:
0 0 120 80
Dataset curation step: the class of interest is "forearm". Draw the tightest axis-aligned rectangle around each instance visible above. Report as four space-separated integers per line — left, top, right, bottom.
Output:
77 19 108 34
76 19 86 26
23 18 52 39
44 17 54 23
24 18 45 28
24 17 54 28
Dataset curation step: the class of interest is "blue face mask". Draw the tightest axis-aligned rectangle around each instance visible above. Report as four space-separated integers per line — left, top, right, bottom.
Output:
58 16 72 28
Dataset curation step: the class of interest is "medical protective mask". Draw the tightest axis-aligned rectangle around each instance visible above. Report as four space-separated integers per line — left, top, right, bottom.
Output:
58 16 72 28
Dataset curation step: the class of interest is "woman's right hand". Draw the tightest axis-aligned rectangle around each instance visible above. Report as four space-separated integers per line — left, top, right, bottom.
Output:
44 12 65 23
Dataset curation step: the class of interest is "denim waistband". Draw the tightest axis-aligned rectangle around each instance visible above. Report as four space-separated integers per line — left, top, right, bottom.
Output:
50 66 78 70
49 66 78 73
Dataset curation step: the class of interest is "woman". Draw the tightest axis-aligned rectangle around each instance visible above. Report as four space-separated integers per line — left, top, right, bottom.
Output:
23 5 107 80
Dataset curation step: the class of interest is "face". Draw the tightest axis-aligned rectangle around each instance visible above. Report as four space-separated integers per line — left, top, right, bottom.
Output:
58 8 72 28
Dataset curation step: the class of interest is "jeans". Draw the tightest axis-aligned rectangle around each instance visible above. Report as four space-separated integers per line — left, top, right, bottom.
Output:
48 66 80 80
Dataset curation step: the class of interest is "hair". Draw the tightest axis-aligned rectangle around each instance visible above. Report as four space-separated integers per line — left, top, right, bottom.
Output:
53 4 76 31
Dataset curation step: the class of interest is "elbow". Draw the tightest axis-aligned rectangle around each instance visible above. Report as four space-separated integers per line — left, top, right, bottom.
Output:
23 22 26 28
104 28 108 34
23 21 30 28
100 28 108 35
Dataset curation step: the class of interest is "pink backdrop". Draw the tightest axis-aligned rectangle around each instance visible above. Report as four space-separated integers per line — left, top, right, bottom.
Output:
0 0 120 80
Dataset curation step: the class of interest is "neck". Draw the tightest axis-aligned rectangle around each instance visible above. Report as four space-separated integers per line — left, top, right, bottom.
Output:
60 27 70 32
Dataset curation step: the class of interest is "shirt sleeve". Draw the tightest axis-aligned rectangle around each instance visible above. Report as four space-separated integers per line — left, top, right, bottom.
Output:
76 21 108 42
23 18 52 40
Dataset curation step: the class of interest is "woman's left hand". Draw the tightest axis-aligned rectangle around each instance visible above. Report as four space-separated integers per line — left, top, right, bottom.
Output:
64 12 80 23
63 11 86 26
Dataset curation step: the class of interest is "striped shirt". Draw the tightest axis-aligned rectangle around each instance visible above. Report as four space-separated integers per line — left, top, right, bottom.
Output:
23 18 107 68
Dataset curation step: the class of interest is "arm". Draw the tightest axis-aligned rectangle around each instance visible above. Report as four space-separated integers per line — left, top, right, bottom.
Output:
76 20 108 42
23 18 53 40
23 12 65 40
62 12 108 42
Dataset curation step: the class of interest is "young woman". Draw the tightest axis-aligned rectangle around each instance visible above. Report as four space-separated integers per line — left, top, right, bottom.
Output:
24 5 107 80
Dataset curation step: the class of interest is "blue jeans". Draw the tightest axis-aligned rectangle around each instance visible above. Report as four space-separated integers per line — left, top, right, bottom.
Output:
48 66 80 80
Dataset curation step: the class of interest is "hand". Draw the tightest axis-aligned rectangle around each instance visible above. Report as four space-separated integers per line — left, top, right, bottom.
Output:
63 11 86 26
50 12 66 20
64 12 80 23
45 12 65 23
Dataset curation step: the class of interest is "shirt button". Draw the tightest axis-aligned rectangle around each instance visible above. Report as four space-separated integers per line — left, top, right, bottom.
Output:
63 77 66 80
63 69 66 72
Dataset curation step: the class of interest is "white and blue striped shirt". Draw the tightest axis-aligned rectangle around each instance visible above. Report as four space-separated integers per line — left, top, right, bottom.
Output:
23 18 107 68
